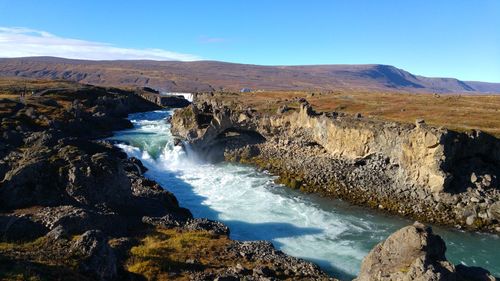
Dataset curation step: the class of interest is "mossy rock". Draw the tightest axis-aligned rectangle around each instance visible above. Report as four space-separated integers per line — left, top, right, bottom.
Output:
289 178 303 189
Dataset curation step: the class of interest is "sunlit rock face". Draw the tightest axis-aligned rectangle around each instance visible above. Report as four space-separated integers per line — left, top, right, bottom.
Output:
171 94 500 232
355 222 497 281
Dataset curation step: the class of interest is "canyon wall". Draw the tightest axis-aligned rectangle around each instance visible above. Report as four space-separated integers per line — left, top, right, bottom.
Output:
171 95 500 232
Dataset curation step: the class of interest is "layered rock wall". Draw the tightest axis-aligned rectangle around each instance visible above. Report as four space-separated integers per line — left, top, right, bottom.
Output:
171 95 500 231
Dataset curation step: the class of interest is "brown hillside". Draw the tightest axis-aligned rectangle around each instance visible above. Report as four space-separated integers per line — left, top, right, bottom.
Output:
0 57 499 93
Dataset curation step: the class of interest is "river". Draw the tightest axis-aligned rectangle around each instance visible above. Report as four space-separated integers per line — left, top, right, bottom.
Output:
110 109 500 280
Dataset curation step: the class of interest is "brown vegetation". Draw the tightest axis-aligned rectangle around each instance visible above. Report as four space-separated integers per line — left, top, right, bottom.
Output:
126 229 233 280
213 90 500 137
1 57 499 93
0 237 92 281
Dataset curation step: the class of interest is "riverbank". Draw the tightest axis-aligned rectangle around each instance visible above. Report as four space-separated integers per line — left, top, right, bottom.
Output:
0 82 332 280
118 109 500 280
0 81 497 280
171 93 500 233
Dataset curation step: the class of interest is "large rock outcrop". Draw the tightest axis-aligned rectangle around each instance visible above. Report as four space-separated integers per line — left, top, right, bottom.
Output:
171 95 500 231
0 84 334 280
71 230 117 280
355 222 496 281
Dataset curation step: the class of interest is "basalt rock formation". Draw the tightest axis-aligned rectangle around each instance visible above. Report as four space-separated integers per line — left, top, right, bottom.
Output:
136 87 191 107
1 81 497 280
0 83 333 280
171 94 500 232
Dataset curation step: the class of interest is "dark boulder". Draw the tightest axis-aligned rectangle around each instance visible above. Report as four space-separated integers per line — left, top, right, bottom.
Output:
70 230 117 281
123 157 148 175
0 215 48 242
183 218 230 236
140 216 228 235
128 176 191 218
32 206 129 237
142 214 187 228
64 151 133 208
2 130 23 146
456 264 497 281
0 158 66 210
23 130 60 147
158 96 191 108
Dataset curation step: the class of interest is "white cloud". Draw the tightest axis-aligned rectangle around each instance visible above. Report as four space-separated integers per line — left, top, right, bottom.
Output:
0 27 201 61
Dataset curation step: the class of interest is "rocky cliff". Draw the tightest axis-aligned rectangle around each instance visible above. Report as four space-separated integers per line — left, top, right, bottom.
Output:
1 82 496 280
0 83 333 280
171 94 500 232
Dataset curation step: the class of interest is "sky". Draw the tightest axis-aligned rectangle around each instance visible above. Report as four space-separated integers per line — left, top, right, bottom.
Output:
0 0 499 82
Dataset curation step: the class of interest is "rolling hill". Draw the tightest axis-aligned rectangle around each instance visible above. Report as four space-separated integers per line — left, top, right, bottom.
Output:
0 57 498 93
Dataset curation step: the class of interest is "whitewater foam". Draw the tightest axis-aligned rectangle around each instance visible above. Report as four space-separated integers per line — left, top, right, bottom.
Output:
111 109 500 280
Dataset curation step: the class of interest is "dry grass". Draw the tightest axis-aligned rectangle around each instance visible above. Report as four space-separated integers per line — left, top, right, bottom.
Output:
0 237 90 281
124 228 306 281
0 77 82 94
126 229 234 280
214 90 500 137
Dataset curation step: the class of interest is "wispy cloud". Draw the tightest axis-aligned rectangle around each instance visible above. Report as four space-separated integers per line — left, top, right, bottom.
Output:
0 27 202 61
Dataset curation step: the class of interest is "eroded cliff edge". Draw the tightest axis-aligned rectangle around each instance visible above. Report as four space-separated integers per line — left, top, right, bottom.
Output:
171 94 500 232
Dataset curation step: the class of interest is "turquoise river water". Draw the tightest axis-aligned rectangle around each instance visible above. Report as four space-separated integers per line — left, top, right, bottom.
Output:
110 110 500 280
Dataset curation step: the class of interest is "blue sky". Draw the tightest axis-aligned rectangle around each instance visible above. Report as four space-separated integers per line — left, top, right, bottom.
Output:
0 0 499 82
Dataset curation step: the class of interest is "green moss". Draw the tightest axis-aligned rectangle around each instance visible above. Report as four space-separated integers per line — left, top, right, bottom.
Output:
0 236 93 280
179 107 194 119
0 237 47 252
471 218 487 229
399 266 410 273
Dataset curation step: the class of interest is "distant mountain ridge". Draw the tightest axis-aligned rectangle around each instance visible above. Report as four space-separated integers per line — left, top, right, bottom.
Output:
0 56 498 93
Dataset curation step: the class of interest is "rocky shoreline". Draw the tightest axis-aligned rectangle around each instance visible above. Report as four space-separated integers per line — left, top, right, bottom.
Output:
171 93 500 233
0 83 497 280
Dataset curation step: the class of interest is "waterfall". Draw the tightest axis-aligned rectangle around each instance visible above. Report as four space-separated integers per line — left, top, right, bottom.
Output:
110 109 500 280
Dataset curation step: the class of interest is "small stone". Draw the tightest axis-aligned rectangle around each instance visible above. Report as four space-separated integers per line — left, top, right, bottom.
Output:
415 118 425 127
470 197 480 203
45 225 66 240
478 212 489 219
466 215 476 226
253 265 273 277
488 202 500 221
484 174 492 182
236 263 244 271
433 193 441 202
470 172 478 183
435 203 446 212
214 276 238 281
482 177 492 188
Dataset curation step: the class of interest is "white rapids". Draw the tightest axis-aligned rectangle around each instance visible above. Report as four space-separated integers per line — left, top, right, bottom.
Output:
110 110 500 280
